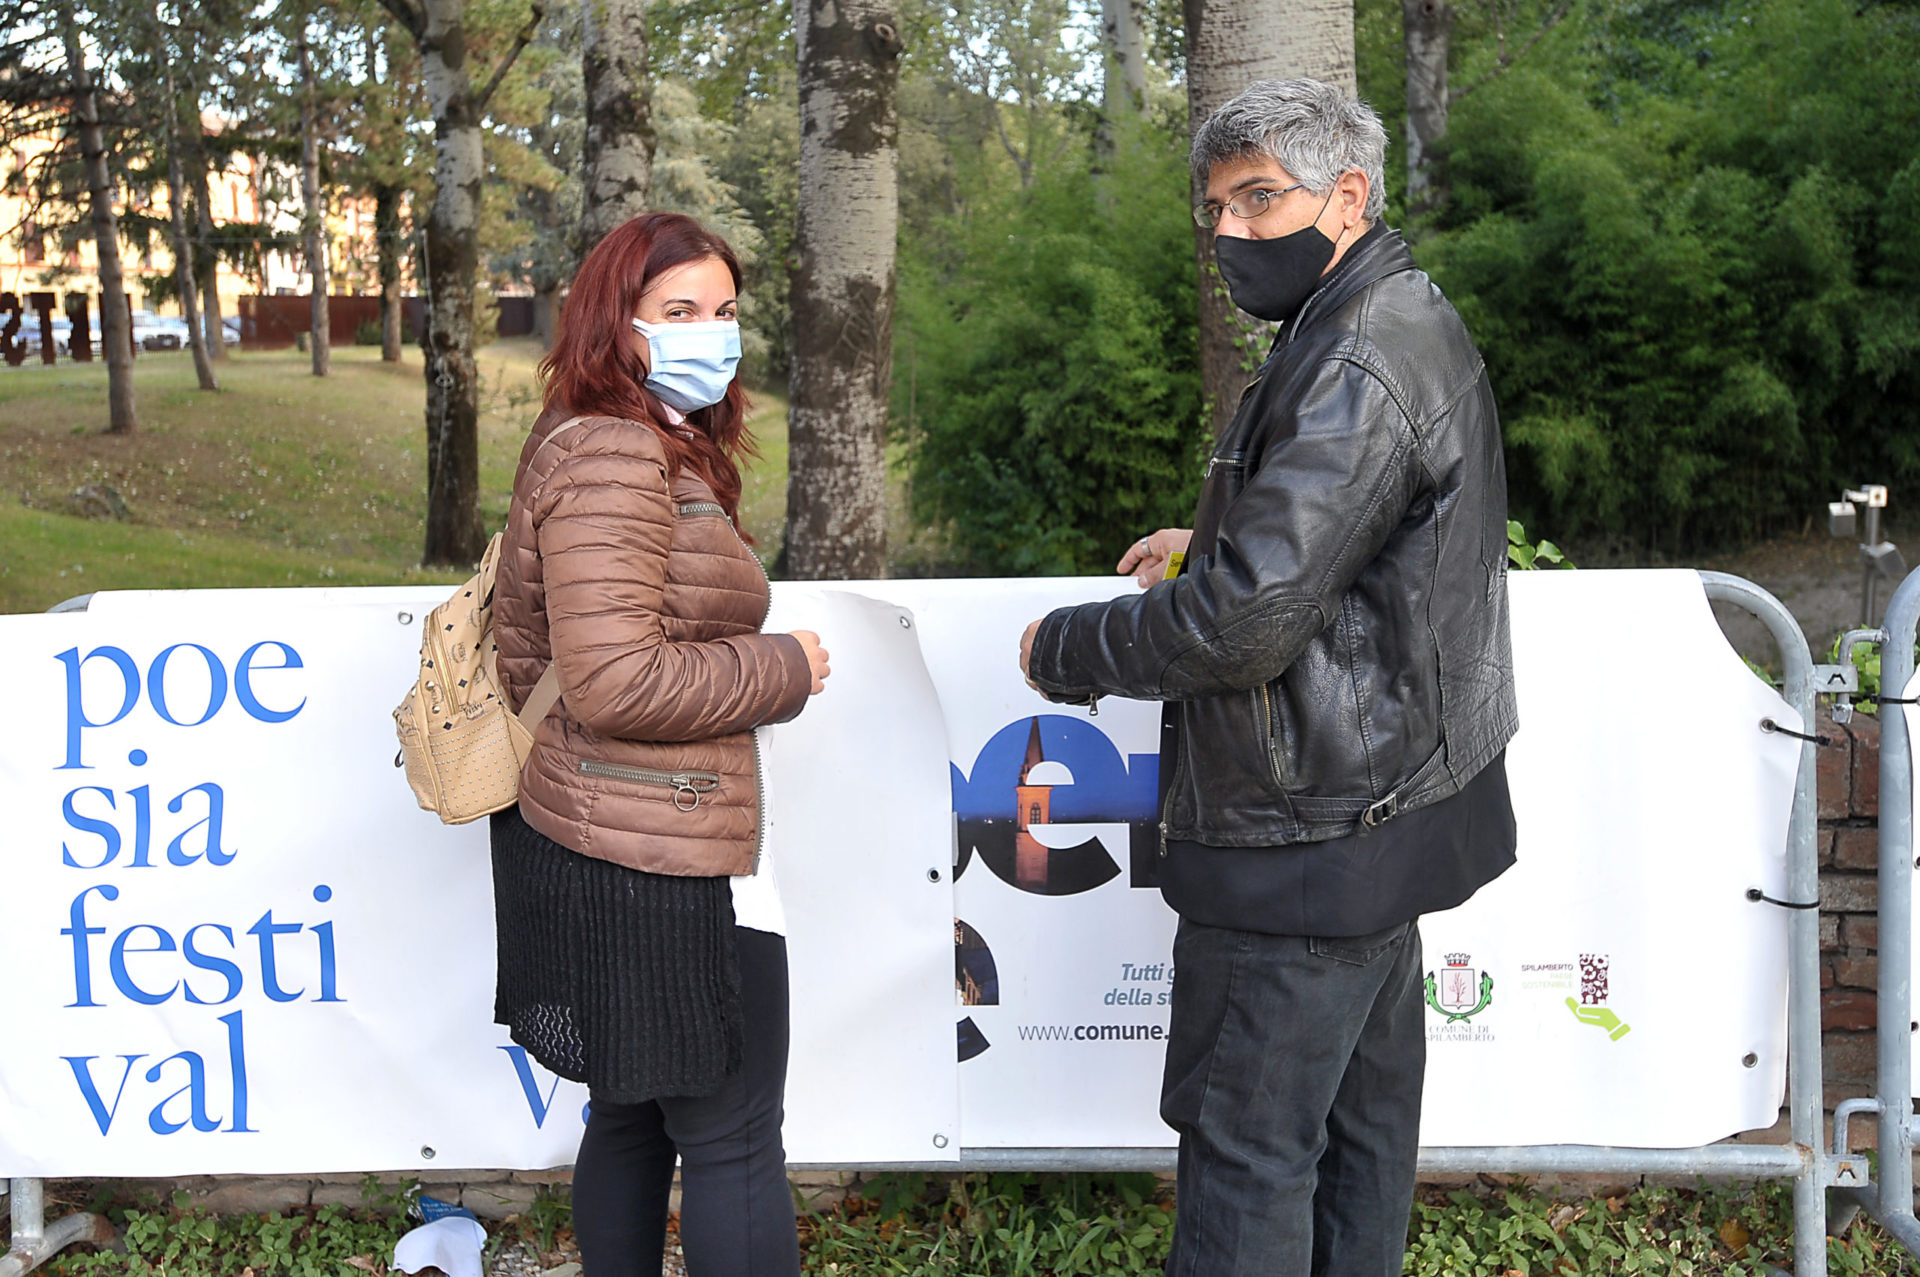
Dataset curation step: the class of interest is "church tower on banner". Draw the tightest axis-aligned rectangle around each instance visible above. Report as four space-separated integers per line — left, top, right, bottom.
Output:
1014 716 1053 890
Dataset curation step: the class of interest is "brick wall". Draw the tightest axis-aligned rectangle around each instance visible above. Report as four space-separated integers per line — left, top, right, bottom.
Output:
1818 705 1890 1114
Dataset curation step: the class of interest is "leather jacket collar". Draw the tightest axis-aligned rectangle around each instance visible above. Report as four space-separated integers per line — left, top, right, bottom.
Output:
1280 223 1416 350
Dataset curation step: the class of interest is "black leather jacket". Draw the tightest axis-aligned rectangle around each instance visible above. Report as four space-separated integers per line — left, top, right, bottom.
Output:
1028 227 1518 847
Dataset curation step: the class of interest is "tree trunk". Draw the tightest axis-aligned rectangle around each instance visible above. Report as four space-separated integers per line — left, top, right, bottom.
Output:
182 56 228 361
787 0 903 580
1402 0 1451 222
1095 0 1147 162
1101 0 1147 116
299 31 332 377
1183 0 1353 439
375 181 405 361
579 0 655 250
194 172 228 359
380 0 540 566
533 284 557 350
60 4 136 433
413 0 489 566
164 72 218 391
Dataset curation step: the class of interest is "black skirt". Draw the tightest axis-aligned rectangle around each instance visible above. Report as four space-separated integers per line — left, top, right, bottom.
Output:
490 805 742 1102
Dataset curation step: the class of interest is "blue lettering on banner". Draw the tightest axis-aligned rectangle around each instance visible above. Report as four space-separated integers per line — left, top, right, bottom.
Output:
233 642 307 723
181 925 243 1005
63 883 118 1008
499 1046 563 1128
61 887 342 1011
60 788 119 869
109 923 179 1005
950 715 1159 896
246 911 307 1003
146 644 228 728
49 636 321 1141
55 639 307 770
63 1055 142 1135
144 1050 222 1134
60 1011 251 1135
60 774 236 870
56 646 139 771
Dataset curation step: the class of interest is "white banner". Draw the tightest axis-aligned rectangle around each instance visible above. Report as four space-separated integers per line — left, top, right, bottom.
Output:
0 571 1796 1176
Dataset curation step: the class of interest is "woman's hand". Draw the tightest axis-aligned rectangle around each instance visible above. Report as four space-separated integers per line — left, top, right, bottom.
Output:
1117 528 1193 589
789 630 832 695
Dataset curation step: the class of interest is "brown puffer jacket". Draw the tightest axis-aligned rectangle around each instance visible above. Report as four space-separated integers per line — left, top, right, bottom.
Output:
493 404 811 876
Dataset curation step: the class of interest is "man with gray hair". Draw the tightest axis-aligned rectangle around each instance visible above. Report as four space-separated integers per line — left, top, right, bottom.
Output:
1020 78 1518 1273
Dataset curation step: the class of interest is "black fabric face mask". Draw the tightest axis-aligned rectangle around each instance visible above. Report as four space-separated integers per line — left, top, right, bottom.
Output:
1214 212 1338 324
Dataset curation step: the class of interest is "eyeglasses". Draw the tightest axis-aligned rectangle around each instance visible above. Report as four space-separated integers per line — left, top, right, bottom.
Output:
1192 183 1306 229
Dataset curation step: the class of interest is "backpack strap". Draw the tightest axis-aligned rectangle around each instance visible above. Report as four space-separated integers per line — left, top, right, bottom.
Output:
518 663 564 731
513 413 592 732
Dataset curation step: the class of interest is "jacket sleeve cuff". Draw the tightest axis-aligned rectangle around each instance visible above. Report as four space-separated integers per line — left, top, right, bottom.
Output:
1028 607 1091 701
763 632 814 724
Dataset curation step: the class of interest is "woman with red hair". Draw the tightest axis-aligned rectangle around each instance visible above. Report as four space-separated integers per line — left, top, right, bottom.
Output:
488 212 831 1275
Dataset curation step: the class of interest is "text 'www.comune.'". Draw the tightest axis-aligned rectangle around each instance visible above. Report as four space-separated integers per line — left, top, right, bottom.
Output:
1017 1023 1169 1043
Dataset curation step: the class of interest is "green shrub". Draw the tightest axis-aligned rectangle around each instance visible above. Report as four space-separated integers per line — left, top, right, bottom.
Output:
1419 0 1920 556
898 114 1206 576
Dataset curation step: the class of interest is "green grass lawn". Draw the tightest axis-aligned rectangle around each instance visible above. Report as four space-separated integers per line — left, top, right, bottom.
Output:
0 340 801 613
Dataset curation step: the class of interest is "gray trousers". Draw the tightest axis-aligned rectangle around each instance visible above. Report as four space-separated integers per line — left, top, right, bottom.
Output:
1160 917 1426 1277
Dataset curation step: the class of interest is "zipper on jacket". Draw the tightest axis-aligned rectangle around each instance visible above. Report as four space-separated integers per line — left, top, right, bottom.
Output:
1205 450 1246 480
1258 682 1284 789
687 496 775 869
578 759 720 811
749 730 767 874
1160 731 1188 858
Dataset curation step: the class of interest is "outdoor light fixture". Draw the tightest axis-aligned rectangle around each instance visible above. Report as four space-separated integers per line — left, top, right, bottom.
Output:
1829 485 1906 626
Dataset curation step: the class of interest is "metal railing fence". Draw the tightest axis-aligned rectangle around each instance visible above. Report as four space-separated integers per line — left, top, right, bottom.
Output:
1825 565 1920 1250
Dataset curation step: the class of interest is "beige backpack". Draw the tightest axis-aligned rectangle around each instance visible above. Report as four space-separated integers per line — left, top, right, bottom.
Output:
392 416 584 824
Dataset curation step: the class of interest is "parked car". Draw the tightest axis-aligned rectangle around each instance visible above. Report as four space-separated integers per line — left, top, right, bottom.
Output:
127 310 184 351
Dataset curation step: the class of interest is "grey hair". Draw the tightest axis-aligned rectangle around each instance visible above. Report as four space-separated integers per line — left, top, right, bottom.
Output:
1191 79 1389 223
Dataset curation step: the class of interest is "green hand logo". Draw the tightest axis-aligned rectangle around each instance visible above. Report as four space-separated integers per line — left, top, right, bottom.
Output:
1567 996 1631 1041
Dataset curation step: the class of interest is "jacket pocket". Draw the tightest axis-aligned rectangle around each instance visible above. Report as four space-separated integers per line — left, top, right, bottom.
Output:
1253 680 1290 789
577 759 721 811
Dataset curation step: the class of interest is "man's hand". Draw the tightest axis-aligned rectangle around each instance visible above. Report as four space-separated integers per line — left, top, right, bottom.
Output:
1117 528 1193 589
1018 619 1042 691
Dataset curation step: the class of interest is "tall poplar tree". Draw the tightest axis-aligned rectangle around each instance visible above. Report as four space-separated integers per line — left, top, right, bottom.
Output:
377 0 543 565
579 0 654 249
786 0 903 578
1401 0 1573 224
1183 0 1353 439
298 25 332 377
59 0 137 432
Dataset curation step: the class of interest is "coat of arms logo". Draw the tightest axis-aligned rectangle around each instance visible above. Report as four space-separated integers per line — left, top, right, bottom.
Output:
1424 952 1494 1023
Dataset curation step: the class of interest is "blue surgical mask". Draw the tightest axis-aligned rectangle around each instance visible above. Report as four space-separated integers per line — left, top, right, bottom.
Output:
630 318 742 412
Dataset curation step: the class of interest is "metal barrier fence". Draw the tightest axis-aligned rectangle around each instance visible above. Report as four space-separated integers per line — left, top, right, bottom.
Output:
0 575 1854 1274
1824 564 1920 1250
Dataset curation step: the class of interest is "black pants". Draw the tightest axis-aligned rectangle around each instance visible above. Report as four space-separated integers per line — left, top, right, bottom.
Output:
571 927 799 1277
1159 918 1426 1277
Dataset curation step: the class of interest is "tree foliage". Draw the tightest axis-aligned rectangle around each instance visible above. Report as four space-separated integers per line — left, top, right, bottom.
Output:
1410 0 1920 553
901 111 1206 575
